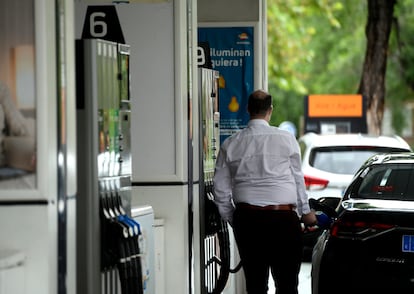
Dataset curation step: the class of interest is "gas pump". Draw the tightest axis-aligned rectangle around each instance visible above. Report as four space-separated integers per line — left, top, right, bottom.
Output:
76 38 144 294
198 68 239 294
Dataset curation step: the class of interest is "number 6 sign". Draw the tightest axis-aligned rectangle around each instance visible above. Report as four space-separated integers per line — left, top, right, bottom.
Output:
81 5 125 44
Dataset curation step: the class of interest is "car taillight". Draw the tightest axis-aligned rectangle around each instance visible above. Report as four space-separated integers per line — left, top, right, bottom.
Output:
330 219 394 239
304 175 329 190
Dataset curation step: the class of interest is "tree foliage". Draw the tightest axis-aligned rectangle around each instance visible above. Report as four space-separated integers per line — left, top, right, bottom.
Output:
388 0 414 134
267 0 414 136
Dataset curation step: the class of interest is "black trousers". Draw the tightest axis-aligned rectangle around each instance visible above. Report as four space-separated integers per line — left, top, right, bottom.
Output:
233 207 303 294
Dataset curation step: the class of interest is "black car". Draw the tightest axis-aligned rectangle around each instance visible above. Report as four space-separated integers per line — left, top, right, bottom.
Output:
312 152 414 294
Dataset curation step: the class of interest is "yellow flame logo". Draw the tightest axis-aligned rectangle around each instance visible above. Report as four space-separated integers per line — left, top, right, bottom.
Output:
219 75 225 89
228 96 240 112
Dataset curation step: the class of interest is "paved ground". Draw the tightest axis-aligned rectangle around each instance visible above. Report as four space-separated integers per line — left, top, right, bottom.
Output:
268 262 312 294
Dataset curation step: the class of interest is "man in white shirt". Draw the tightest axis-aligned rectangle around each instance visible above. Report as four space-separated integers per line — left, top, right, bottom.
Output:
213 89 317 294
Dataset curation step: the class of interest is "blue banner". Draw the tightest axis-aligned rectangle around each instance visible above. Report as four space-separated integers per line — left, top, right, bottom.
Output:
198 26 254 143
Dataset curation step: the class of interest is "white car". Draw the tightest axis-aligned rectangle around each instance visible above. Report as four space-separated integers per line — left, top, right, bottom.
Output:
298 133 412 200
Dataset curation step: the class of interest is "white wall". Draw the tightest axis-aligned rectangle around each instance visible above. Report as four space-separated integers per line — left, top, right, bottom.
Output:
116 3 179 181
75 1 185 183
198 0 260 22
131 185 190 294
0 206 54 294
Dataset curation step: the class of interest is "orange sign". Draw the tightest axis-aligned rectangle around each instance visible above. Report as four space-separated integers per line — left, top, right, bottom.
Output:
308 94 363 117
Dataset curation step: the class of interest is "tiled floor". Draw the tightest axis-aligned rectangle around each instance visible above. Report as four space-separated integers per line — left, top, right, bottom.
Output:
268 262 312 294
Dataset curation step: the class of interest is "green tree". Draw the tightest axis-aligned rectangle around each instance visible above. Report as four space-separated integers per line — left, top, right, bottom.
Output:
267 0 365 131
267 0 414 137
387 0 414 134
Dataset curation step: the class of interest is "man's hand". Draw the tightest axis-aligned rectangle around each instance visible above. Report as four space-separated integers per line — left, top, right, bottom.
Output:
301 211 318 227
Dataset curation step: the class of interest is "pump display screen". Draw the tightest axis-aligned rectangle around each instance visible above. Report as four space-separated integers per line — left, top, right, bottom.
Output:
118 44 130 101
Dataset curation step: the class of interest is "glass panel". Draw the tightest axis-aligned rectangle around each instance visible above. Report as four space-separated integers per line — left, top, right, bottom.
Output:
358 164 414 201
0 0 36 189
311 146 410 175
312 149 377 174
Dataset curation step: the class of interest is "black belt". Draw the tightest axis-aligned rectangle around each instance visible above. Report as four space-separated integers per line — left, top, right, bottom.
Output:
236 202 296 211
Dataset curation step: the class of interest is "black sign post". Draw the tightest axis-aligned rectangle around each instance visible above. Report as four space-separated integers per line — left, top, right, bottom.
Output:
197 42 212 69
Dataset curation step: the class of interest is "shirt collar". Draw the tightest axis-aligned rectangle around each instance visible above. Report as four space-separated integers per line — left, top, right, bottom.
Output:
248 119 269 127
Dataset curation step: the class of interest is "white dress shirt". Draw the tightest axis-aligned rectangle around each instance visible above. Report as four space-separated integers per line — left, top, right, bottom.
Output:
213 119 311 224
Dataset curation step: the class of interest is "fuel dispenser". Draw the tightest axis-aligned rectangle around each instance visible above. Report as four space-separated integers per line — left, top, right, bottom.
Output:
76 38 145 294
197 68 240 294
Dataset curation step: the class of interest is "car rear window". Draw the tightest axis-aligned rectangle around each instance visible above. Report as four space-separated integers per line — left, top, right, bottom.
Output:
309 147 409 175
357 163 414 201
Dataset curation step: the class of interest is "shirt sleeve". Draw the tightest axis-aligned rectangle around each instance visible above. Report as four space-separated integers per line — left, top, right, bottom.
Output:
289 137 312 216
213 147 235 225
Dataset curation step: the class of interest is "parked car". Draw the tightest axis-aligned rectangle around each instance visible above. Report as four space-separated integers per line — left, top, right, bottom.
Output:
300 133 412 259
312 152 414 294
299 132 412 200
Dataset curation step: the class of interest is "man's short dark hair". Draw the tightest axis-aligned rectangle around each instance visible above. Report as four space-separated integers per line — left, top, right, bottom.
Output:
247 90 272 116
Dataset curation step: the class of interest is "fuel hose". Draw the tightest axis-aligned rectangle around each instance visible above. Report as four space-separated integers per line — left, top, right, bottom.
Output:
205 198 242 294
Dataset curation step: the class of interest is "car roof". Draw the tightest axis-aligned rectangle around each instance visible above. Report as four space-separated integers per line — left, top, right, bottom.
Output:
351 152 414 179
299 133 412 150
363 152 414 166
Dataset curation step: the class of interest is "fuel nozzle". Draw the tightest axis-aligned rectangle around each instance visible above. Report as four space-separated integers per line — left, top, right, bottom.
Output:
315 211 332 229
